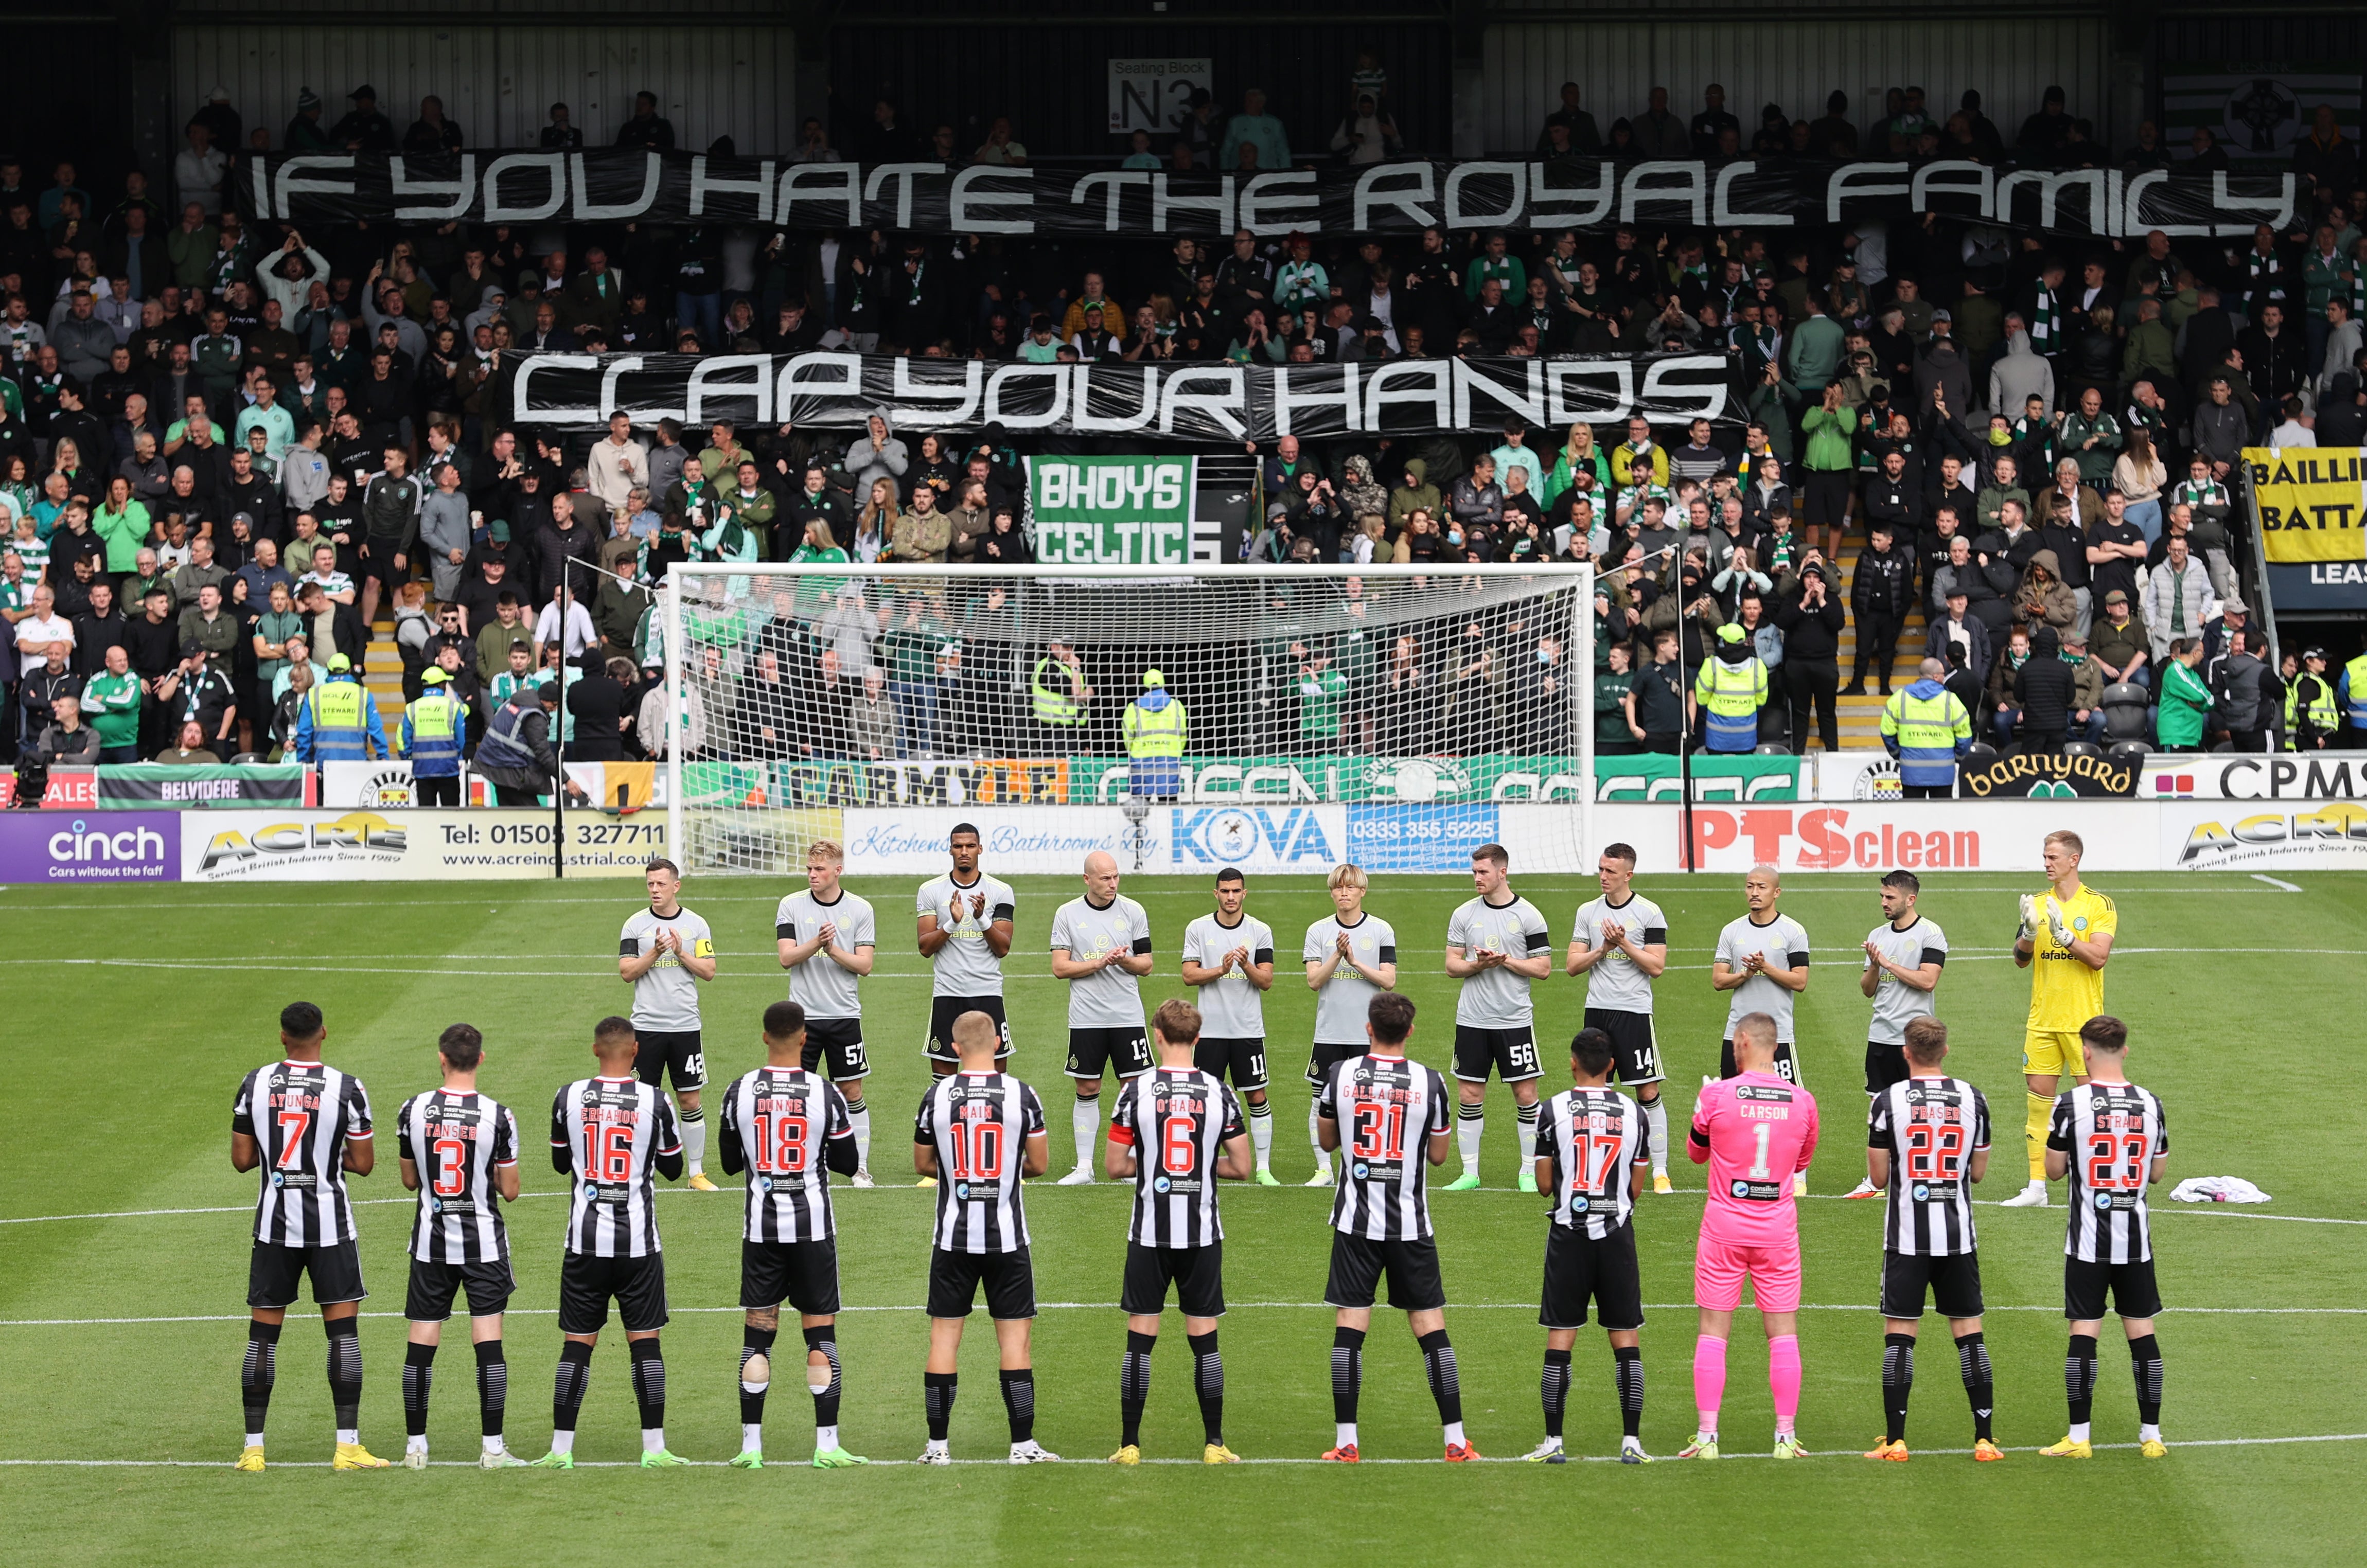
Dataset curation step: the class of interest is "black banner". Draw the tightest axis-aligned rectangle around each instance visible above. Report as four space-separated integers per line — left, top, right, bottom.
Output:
240 149 2297 240
1958 752 2138 798
508 350 1734 438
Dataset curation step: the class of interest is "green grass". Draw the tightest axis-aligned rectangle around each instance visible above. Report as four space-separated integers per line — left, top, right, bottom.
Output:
4 868 2365 1565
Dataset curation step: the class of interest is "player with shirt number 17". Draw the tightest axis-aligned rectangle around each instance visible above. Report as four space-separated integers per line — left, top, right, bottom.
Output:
776 839 879 1186
1443 843 1555 1192
1179 867 1282 1185
229 1000 383 1471
618 858 719 1190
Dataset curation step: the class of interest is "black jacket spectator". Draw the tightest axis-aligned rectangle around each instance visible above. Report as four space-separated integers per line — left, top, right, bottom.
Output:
564 660 629 761
2013 627 2074 744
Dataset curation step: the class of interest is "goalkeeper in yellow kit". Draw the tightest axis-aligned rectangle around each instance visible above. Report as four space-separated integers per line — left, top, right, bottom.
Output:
2001 830 2116 1207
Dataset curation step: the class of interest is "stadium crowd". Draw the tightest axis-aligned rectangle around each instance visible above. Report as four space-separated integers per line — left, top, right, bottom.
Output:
3 64 2363 792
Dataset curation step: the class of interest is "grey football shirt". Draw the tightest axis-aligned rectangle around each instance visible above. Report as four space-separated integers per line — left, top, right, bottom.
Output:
619 906 713 1031
775 889 877 1021
1182 912 1276 1039
1714 911 1811 1044
1571 892 1668 1015
1049 893 1152 1029
915 871 1016 998
1863 915 1948 1045
1447 894 1551 1028
1304 913 1398 1044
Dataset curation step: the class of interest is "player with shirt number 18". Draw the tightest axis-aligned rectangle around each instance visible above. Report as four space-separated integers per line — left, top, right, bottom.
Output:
717 1000 867 1471
776 839 879 1186
1443 843 1555 1192
1180 867 1282 1185
618 858 719 1191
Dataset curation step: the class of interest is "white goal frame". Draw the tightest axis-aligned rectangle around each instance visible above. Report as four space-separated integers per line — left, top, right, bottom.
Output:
662 560 1596 874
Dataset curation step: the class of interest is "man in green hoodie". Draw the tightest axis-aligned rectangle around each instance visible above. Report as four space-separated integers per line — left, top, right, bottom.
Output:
1387 458 1439 538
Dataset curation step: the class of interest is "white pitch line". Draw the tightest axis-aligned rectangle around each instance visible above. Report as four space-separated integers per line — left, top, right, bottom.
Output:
6 1300 2363 1329
2251 873 2304 892
5 1432 2364 1467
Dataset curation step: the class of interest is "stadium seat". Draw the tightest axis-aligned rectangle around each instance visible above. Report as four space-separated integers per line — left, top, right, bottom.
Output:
2100 683 2149 741
2061 741 2103 761
2107 740 2151 770
1752 742 1789 755
1962 741 2000 769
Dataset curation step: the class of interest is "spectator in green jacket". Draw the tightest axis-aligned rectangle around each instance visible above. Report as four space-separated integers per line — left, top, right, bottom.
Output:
2058 386 2122 487
2119 298 2176 392
1221 88 1291 170
2153 638 2212 750
84 643 144 761
167 202 218 291
1797 383 1856 559
92 477 150 574
1783 292 1845 395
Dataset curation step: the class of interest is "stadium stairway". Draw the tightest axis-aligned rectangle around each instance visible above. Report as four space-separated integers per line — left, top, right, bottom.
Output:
366 616 407 725
1824 518 1926 747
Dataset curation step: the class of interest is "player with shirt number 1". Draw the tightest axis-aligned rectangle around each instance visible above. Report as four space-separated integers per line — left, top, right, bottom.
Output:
1682 1012 1820 1462
1443 843 1555 1192
776 839 879 1186
2005 830 2117 1208
618 858 719 1191
1180 867 1281 1185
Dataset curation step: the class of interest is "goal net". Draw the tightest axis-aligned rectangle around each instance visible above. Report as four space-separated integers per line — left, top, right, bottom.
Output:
662 562 1597 878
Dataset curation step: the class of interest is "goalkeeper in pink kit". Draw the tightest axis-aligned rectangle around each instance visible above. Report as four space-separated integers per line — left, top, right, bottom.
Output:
1681 1013 1820 1460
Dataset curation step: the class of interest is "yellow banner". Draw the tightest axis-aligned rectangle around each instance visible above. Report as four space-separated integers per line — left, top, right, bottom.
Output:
2248 448 2367 563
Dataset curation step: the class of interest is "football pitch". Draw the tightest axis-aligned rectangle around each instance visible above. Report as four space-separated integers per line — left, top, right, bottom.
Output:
4 867 2364 1564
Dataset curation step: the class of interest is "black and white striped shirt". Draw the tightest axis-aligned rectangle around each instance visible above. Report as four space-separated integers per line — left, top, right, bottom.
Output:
395 1089 518 1263
2050 1081 2170 1264
550 1077 681 1259
1109 1067 1245 1248
720 1066 854 1243
914 1073 1046 1255
233 1061 373 1246
1318 1054 1451 1241
1868 1075 1990 1257
1538 1086 1648 1239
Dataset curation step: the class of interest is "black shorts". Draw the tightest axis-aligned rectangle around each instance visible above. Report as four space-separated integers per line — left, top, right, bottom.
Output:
1538 1220 1645 1331
1305 1041 1363 1090
1120 1239 1226 1318
1194 1037 1268 1093
926 995 1011 1063
927 1245 1036 1320
1066 1025 1152 1081
2064 1255 2163 1322
739 1237 842 1316
801 1017 870 1081
1585 1008 1665 1088
247 1238 366 1310
404 1256 516 1322
632 1028 705 1093
1453 1024 1543 1084
1880 1248 1985 1320
1720 1038 1801 1084
1324 1232 1446 1312
1864 1040 1910 1095
557 1251 669 1334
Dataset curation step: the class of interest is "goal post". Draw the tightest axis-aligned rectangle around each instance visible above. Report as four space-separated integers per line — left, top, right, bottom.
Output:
662 561 1596 879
